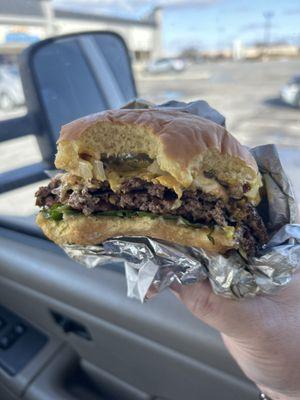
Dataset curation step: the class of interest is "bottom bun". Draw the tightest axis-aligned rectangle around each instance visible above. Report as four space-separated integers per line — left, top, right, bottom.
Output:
36 213 237 253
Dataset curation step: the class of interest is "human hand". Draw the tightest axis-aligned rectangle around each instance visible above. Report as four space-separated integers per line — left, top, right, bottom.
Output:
171 272 300 400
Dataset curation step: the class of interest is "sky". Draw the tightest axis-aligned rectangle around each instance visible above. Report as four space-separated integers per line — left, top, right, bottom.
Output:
54 0 300 53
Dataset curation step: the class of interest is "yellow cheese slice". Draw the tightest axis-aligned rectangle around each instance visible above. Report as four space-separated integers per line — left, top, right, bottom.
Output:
193 173 228 200
152 175 183 198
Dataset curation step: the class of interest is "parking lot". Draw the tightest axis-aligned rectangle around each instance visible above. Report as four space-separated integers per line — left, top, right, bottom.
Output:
1 59 300 215
137 59 300 148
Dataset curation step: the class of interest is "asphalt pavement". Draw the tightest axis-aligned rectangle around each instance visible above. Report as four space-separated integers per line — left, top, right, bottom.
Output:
137 59 300 148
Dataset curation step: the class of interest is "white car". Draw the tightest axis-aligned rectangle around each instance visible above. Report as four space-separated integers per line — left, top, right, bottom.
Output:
280 75 300 108
0 65 25 110
146 58 186 74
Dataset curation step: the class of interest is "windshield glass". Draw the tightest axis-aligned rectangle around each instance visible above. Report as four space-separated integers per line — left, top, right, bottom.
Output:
0 0 299 216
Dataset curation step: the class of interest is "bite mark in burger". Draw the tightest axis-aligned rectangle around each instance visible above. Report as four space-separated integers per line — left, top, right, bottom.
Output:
35 109 268 258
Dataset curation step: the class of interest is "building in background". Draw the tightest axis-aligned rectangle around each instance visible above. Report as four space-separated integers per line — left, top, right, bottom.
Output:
0 0 162 65
183 43 300 61
231 39 300 61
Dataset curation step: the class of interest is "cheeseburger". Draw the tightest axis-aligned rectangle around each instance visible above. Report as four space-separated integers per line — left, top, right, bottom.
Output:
35 109 268 257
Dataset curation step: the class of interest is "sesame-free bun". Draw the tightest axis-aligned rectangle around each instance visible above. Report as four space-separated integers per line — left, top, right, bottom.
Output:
55 109 260 198
36 212 237 253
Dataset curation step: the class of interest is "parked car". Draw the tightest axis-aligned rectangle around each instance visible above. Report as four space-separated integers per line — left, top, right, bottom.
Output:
280 75 300 108
0 65 25 111
146 57 186 74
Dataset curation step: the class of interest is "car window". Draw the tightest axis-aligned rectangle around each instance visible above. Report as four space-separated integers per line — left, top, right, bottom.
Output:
0 0 299 217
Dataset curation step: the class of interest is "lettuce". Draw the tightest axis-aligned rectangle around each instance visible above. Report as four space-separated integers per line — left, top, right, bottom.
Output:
42 204 205 229
42 204 77 221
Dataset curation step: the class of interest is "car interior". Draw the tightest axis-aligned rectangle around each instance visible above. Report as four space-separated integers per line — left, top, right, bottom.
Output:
0 31 261 400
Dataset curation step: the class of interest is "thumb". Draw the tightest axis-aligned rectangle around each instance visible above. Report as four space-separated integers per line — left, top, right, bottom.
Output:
170 280 266 339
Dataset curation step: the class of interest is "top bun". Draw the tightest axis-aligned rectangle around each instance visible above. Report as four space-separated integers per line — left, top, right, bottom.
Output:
55 109 261 201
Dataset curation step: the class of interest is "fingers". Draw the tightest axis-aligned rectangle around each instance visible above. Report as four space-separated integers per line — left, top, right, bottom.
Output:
170 271 300 339
171 280 218 318
170 280 225 326
170 280 263 338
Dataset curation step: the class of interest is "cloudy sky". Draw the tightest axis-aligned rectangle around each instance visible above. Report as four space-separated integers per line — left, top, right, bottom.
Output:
53 0 300 52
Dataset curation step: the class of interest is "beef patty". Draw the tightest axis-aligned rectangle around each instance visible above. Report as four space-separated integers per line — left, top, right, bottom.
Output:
35 176 268 257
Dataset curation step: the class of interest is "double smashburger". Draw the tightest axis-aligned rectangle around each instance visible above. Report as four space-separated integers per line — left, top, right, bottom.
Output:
35 109 268 257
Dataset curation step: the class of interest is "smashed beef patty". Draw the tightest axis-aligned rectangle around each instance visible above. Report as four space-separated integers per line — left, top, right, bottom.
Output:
35 176 268 257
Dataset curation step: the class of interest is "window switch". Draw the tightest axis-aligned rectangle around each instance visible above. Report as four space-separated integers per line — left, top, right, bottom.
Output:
14 324 26 336
0 305 47 375
0 325 26 350
0 331 17 350
0 318 6 330
0 336 10 350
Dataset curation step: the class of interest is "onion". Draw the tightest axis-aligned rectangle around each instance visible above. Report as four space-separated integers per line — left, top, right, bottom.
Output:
92 160 106 181
78 160 93 180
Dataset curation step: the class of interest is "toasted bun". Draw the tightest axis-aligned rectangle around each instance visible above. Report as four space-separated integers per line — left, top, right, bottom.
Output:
55 109 260 200
36 212 237 253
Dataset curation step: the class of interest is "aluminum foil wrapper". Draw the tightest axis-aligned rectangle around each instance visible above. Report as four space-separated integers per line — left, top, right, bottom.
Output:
61 100 300 302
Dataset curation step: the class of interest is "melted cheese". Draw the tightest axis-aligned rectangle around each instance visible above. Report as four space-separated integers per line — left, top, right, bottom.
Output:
245 175 262 204
73 157 256 203
193 173 228 200
106 170 127 192
106 168 183 198
79 156 227 199
152 175 183 198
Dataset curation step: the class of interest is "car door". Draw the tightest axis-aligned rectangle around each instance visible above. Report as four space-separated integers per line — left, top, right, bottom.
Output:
0 31 258 400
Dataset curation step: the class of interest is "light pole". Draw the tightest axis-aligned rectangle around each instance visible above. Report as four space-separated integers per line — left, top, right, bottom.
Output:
38 0 55 36
151 6 163 60
263 11 274 47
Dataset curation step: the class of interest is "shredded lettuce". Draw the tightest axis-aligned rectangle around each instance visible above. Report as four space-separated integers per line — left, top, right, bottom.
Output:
42 204 77 221
42 204 205 228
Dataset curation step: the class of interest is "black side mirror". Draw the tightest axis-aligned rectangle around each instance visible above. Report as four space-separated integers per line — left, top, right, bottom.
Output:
0 31 137 193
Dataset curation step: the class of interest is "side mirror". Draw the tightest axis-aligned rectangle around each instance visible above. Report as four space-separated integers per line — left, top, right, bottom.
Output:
0 31 137 193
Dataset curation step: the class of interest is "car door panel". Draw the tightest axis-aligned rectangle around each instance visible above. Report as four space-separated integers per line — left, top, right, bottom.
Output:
0 227 257 399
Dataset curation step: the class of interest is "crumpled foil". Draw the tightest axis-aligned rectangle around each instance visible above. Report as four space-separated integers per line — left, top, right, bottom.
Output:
61 100 300 302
